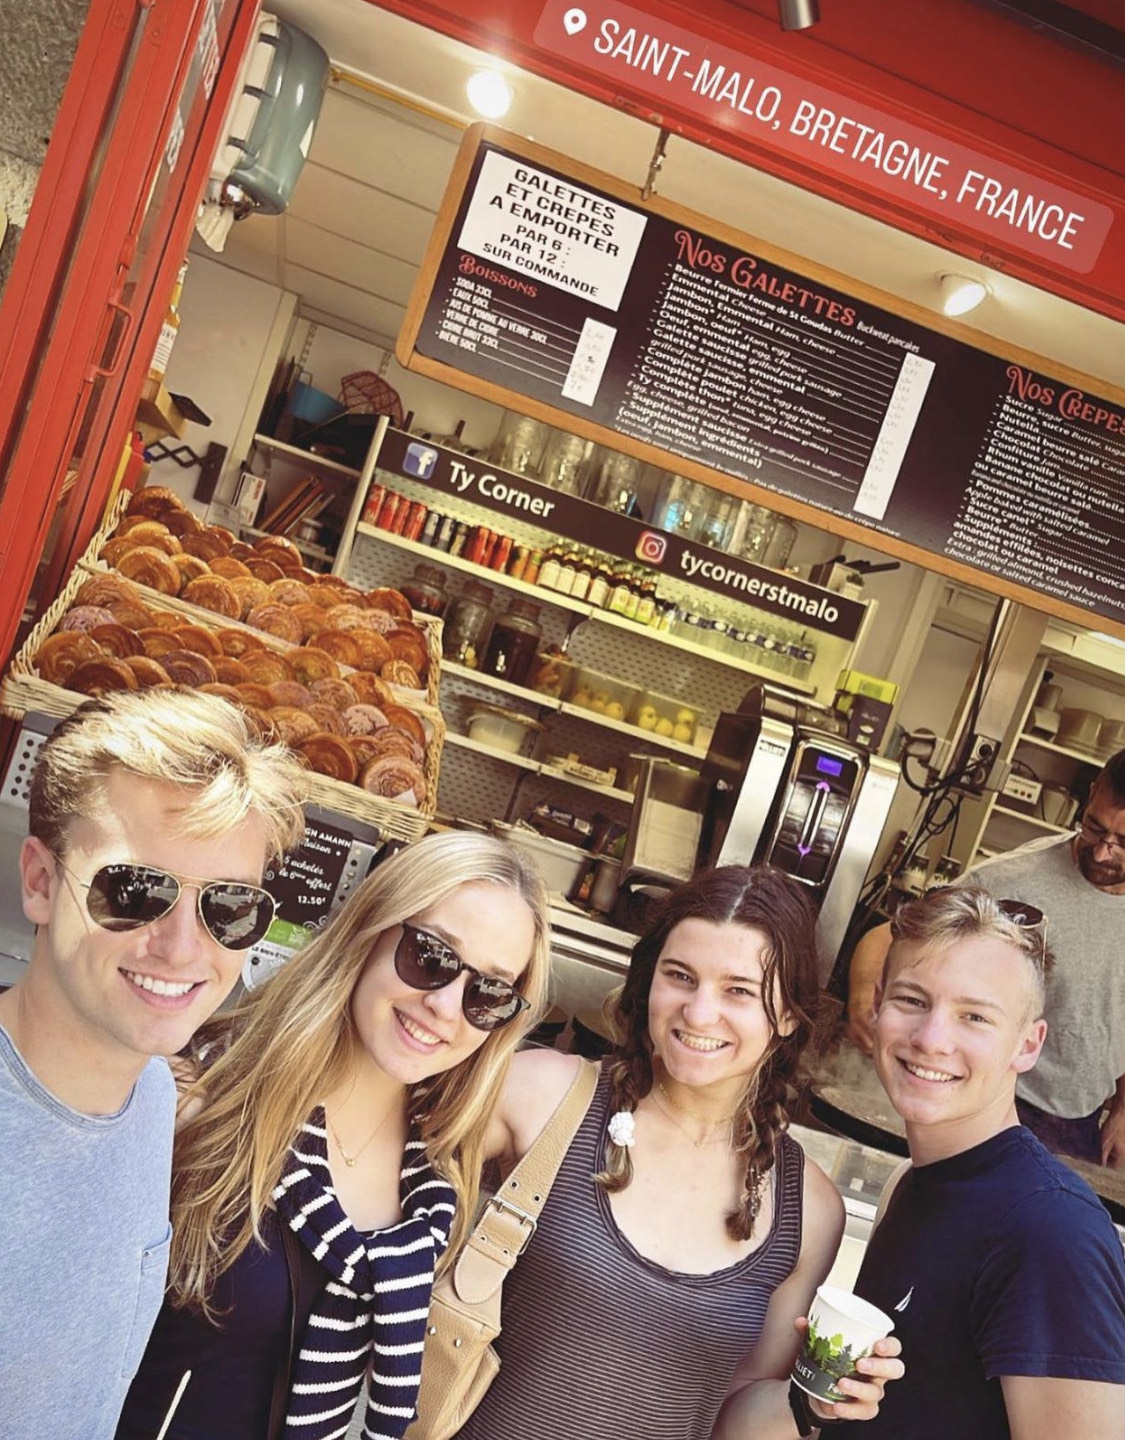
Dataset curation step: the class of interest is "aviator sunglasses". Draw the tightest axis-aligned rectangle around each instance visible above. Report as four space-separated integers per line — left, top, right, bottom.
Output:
914 886 1048 944
395 921 530 1032
51 853 276 951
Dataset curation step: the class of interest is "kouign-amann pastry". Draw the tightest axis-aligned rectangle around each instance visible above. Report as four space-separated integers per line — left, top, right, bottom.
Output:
245 603 303 645
121 655 172 688
171 624 222 657
296 733 359 784
365 587 412 621
116 545 182 595
358 755 426 805
67 658 140 696
289 602 330 642
212 657 251 686
181 575 241 620
267 680 314 711
241 650 295 686
180 531 231 563
159 650 218 686
75 574 140 609
34 631 100 683
308 630 362 668
382 703 427 750
171 554 212 586
197 683 244 707
346 629 392 672
243 558 287 585
125 484 185 519
269 578 313 608
235 682 277 710
106 599 156 631
162 509 203 537
287 647 339 685
309 677 358 710
267 707 320 745
124 521 181 554
380 659 421 690
89 624 144 659
209 556 252 579
59 605 117 633
341 704 388 736
345 671 394 708
217 627 265 658
140 629 184 658
228 577 272 619
306 703 346 736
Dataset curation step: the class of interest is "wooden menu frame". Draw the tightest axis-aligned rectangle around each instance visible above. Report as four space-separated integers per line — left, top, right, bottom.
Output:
399 124 1125 640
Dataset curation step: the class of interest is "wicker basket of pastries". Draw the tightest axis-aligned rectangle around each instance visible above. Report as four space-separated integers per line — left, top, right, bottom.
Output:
1 563 442 843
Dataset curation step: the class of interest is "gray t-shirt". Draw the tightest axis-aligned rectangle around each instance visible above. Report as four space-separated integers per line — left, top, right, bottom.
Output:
0 1023 176 1440
968 834 1125 1117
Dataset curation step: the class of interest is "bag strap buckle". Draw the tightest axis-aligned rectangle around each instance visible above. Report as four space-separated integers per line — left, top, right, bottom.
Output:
485 1194 538 1254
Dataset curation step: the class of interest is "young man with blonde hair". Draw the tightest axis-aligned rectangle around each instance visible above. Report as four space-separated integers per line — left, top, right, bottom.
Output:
836 885 1125 1440
0 690 307 1440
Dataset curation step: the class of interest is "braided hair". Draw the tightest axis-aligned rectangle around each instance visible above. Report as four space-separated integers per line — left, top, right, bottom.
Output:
596 866 820 1240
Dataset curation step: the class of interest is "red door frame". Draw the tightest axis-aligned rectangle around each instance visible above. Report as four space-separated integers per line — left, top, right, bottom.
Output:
0 0 261 667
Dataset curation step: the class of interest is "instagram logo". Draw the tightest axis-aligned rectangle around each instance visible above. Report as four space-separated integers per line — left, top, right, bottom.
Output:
635 531 667 565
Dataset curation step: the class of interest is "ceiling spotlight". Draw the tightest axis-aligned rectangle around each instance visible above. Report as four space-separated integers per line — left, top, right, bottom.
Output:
938 273 990 317
466 70 513 120
779 0 820 29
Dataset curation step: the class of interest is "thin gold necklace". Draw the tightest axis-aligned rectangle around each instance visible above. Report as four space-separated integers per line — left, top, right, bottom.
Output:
654 1081 737 1149
325 1084 397 1168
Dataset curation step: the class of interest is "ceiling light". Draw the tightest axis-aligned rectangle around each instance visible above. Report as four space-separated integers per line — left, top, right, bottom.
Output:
467 70 513 119
938 273 990 317
779 0 820 29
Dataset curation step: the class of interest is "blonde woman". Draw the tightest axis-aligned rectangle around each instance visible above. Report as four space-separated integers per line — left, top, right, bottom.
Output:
116 831 550 1440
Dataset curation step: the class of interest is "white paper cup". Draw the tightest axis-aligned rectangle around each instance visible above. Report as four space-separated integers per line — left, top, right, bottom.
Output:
791 1284 895 1403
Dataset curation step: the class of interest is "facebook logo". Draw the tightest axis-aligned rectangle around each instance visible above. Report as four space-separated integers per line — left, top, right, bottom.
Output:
404 443 439 479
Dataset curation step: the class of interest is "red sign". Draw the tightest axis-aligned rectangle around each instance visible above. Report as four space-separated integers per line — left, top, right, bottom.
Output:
534 0 1113 274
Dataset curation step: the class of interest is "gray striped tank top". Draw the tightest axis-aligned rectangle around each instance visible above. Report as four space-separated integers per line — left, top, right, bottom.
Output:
457 1065 805 1440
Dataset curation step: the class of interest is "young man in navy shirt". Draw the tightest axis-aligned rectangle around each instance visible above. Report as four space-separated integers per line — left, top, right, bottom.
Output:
837 884 1125 1440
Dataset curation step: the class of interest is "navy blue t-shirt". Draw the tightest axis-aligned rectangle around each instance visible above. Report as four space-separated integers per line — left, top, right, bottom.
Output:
836 1126 1125 1440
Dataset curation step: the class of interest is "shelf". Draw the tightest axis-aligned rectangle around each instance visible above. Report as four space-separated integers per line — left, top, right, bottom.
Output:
557 700 708 760
990 803 1075 836
252 433 362 482
240 524 333 564
1016 732 1105 765
539 764 635 804
592 608 816 692
442 660 562 710
444 733 541 771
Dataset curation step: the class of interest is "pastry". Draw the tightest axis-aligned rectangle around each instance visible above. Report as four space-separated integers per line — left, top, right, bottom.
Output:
306 703 345 736
197 683 244 707
269 578 313 607
140 629 184 658
309 677 358 710
34 631 100 683
244 558 286 584
268 707 320 746
125 485 186 518
229 577 272 619
171 624 222 657
180 531 231 562
267 679 314 710
309 583 355 609
90 623 144 659
341 704 389 736
290 602 330 641
296 733 358 784
287 647 339 685
241 650 295 686
99 536 143 569
105 598 156 631
74 574 139 609
209 556 252 579
212 657 250 686
67 657 140 696
59 604 118 632
241 707 278 741
318 604 369 633
162 509 203 537
113 514 153 535
356 608 398 635
217 627 265 658
254 535 303 569
203 524 237 553
146 609 185 631
347 671 394 708
245 603 303 645
347 630 392 672
365 587 412 621
116 545 182 595
235 682 277 710
121 655 172 688
387 625 429 672
358 755 426 805
383 704 427 749
307 630 362 667
229 541 255 560
159 650 218 686
124 520 181 554
353 728 419 763
181 575 241 620
171 554 211 586
381 659 421 690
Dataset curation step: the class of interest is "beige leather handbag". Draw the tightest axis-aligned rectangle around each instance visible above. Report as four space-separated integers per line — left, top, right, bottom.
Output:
406 1059 600 1440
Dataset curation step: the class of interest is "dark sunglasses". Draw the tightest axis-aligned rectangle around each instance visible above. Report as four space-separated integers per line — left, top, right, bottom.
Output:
52 855 276 951
395 921 529 1032
996 898 1048 939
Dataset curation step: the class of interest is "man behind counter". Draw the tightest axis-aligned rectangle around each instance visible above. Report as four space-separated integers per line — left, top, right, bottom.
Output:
0 691 307 1440
846 748 1125 1167
836 884 1125 1440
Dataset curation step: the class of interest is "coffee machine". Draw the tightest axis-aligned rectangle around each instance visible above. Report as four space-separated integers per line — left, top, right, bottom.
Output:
697 682 899 979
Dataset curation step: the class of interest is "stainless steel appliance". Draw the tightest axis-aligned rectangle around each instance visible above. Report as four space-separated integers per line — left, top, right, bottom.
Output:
697 682 899 979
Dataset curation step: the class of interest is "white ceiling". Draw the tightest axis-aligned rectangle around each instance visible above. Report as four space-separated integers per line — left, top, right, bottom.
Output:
213 0 1125 394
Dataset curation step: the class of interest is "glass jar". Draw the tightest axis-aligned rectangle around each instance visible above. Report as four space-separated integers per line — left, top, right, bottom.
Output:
540 431 593 494
400 563 449 616
735 502 776 564
696 493 736 550
655 473 707 538
442 580 495 669
490 412 548 475
591 452 643 513
482 598 543 686
762 516 798 570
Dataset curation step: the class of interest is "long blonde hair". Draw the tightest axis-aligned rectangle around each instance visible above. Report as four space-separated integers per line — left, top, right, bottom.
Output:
168 831 551 1313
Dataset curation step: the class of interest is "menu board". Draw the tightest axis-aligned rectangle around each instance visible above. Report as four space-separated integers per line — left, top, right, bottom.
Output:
399 130 1125 633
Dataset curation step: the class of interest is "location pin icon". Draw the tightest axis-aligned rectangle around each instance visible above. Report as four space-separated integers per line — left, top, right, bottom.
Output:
563 8 587 36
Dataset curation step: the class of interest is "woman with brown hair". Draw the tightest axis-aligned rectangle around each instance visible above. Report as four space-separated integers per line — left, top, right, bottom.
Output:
116 830 551 1440
455 865 901 1440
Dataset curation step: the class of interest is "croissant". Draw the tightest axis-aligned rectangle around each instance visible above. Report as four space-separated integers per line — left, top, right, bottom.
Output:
116 545 182 595
241 650 295 686
309 677 358 710
358 755 426 805
296 733 358 783
67 657 140 696
244 603 303 645
34 631 101 683
159 650 218 686
181 575 241 620
121 655 173 688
